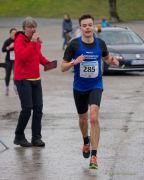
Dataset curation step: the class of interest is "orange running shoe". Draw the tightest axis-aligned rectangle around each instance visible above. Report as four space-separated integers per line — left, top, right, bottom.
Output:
89 156 98 169
82 143 90 158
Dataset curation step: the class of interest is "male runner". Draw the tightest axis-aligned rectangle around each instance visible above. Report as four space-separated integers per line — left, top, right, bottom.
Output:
61 14 119 169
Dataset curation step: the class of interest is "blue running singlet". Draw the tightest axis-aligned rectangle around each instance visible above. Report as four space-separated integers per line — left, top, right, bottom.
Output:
73 37 103 92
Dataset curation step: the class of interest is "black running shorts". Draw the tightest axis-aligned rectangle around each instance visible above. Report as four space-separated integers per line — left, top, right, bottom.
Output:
73 89 103 114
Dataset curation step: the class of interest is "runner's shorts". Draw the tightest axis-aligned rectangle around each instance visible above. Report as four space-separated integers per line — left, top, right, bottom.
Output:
73 88 103 114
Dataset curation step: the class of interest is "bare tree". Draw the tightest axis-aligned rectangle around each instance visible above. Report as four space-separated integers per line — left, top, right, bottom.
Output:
109 0 120 22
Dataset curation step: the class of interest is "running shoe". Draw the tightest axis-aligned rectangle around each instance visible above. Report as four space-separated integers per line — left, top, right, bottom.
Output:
82 139 90 158
89 156 98 169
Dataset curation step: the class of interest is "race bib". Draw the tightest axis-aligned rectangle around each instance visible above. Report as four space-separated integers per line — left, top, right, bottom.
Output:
10 51 15 61
80 61 98 78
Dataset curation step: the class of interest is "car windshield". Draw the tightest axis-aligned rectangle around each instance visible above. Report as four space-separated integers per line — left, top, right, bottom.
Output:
97 30 144 45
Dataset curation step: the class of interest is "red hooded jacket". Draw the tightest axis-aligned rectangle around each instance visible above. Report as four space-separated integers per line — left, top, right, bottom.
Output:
14 32 50 80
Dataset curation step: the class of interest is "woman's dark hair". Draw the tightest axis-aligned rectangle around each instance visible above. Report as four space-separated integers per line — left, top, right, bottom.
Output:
9 28 17 33
79 14 94 25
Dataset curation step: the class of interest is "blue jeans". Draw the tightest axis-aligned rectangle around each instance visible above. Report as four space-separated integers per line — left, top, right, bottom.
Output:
15 80 43 140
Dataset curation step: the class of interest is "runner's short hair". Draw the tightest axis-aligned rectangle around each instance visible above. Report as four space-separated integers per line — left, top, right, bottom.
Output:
79 14 94 25
22 16 37 29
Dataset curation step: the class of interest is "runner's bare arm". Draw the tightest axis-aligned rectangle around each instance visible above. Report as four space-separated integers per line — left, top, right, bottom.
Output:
103 54 119 66
61 55 85 72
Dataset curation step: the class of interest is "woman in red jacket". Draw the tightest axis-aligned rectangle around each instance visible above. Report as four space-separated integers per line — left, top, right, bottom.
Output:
14 17 52 147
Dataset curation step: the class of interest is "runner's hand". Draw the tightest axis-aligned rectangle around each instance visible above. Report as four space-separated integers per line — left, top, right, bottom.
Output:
74 54 85 65
111 56 120 66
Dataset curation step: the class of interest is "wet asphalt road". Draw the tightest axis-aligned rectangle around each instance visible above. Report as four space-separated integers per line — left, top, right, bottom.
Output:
0 18 144 180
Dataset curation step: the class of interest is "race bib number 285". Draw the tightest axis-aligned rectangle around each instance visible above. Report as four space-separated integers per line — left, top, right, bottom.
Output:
80 61 98 78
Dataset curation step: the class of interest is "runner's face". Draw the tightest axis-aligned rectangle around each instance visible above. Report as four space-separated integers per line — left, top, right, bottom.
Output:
80 18 94 38
24 26 36 39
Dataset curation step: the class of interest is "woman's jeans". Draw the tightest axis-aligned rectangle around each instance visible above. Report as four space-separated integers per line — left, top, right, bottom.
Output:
15 80 43 140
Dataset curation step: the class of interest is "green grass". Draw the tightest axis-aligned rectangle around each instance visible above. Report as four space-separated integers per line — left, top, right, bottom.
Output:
0 0 144 21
